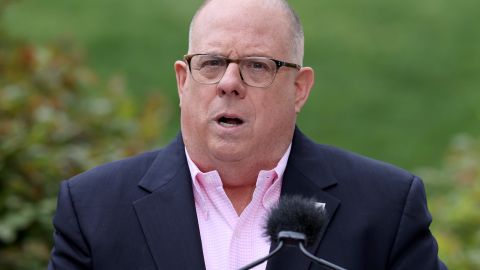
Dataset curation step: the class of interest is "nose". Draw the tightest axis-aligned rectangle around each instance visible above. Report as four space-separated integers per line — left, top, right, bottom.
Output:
216 63 246 98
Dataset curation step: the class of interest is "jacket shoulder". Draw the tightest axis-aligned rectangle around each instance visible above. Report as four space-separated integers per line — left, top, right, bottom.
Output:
317 143 414 182
66 149 161 193
292 131 418 202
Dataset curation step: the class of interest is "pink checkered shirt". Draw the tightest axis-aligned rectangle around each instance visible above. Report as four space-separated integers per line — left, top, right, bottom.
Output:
185 145 291 270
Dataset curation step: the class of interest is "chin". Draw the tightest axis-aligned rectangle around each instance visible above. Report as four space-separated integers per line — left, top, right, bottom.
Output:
209 142 248 163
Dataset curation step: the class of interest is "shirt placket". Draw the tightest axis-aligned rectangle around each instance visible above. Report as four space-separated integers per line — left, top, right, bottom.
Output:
228 170 277 270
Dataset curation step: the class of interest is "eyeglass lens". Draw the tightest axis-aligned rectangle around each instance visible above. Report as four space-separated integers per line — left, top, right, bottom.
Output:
189 55 277 87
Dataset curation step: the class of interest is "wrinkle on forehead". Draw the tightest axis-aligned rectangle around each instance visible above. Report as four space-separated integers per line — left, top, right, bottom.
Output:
189 0 295 60
196 40 273 59
192 22 286 58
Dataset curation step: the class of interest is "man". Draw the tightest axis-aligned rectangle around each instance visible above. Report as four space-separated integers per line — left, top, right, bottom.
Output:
49 0 447 269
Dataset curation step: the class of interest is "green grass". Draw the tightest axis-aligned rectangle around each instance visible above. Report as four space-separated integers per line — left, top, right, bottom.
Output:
4 0 480 169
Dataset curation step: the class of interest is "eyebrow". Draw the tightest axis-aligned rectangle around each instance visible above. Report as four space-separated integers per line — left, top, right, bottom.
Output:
196 53 276 59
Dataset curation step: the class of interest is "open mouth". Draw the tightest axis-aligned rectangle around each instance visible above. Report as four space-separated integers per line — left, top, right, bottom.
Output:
217 116 244 127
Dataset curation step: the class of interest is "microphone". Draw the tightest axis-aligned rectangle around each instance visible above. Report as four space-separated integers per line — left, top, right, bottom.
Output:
238 195 347 270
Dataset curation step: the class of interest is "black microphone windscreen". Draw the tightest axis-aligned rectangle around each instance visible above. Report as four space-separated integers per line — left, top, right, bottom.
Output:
264 195 327 246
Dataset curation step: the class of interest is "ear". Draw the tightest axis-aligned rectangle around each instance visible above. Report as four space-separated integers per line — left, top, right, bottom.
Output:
174 60 188 107
294 67 314 113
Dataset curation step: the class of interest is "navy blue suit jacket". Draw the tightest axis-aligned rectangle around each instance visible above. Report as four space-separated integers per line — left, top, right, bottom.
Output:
49 129 446 269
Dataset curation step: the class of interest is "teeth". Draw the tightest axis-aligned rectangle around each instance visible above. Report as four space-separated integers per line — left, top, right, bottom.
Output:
219 122 238 127
218 117 243 127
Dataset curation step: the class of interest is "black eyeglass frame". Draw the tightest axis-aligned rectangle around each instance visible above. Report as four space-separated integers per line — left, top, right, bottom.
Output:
183 53 301 87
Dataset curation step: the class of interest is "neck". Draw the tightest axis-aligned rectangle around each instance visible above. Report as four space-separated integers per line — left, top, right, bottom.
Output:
214 154 287 215
224 184 256 215
214 163 264 215
186 142 291 215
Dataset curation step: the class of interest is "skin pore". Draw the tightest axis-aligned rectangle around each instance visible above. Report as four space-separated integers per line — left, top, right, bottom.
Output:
175 0 314 214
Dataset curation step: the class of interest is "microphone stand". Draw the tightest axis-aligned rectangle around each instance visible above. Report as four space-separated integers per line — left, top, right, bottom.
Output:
298 242 346 270
238 231 347 270
237 241 284 270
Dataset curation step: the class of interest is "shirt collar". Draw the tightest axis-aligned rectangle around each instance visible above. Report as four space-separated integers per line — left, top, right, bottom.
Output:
185 144 292 216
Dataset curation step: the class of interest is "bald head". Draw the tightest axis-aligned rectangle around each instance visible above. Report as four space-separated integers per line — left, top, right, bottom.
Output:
188 0 304 64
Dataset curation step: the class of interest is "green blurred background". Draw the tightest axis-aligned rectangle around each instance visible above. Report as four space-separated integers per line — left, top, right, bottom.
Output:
1 0 479 269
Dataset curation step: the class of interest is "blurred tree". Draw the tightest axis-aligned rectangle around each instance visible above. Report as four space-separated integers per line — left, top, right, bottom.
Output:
419 134 480 270
0 2 171 269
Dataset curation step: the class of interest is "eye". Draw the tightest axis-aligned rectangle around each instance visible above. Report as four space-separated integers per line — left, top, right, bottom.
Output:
191 55 226 70
201 59 223 68
245 59 272 73
197 56 226 70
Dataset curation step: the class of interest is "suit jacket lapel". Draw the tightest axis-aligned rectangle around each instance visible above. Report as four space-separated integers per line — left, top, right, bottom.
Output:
266 128 341 270
133 135 206 270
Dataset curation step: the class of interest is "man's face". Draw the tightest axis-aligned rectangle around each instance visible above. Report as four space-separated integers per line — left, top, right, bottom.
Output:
175 0 313 171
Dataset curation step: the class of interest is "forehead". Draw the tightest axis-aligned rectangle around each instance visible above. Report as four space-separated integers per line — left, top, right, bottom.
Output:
190 0 293 58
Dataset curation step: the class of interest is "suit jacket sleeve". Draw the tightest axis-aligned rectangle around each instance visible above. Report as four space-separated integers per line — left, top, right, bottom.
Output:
48 181 92 270
388 176 447 269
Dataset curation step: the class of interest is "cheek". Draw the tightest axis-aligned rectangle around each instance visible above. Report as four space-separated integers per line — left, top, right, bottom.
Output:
181 86 214 121
255 88 296 124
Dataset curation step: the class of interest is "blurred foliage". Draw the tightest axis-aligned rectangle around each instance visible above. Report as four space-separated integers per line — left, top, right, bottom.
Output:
420 134 480 270
0 2 171 269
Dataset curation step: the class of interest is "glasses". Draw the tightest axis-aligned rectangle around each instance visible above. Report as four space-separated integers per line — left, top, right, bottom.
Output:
184 54 301 88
